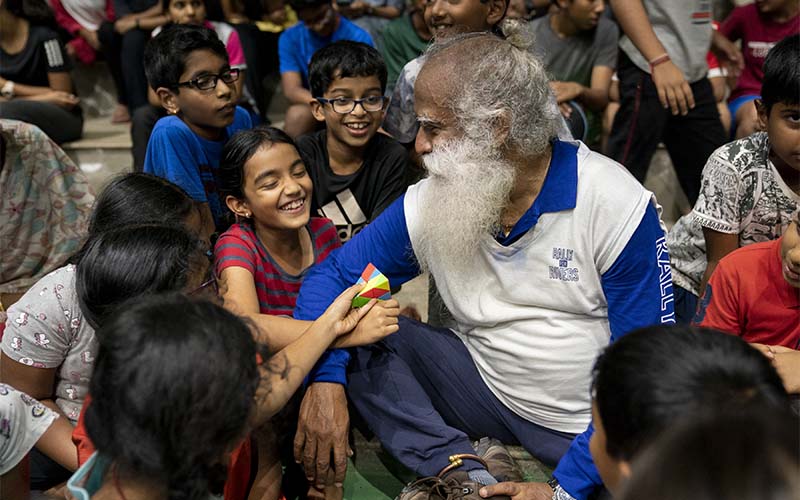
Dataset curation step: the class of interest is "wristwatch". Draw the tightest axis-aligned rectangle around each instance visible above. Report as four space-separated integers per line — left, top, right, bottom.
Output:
1 80 15 99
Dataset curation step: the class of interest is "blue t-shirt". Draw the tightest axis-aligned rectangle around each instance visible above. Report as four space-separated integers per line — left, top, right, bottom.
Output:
143 106 252 230
278 16 374 86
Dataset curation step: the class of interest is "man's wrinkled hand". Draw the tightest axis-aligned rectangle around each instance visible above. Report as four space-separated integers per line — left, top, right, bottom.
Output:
479 481 554 500
294 382 351 489
651 60 694 116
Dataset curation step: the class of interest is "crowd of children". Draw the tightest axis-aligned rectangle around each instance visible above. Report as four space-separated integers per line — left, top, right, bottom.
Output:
1 0 799 498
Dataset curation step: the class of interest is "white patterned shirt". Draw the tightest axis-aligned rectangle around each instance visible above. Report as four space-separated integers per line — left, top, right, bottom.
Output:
668 132 800 295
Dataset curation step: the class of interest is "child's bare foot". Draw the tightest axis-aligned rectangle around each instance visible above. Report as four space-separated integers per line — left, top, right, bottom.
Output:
111 104 130 123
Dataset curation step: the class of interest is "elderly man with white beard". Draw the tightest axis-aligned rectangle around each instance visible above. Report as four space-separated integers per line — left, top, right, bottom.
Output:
292 27 675 500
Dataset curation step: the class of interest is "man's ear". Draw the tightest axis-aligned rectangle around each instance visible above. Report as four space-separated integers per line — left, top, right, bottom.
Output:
755 98 769 130
487 0 508 27
493 108 512 147
157 87 180 115
226 195 251 219
310 99 327 123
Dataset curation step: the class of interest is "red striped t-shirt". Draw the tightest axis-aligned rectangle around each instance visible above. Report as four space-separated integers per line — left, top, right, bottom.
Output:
214 219 340 315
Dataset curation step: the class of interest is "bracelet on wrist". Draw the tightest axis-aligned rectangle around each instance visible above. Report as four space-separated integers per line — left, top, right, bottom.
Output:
135 18 140 29
648 53 671 72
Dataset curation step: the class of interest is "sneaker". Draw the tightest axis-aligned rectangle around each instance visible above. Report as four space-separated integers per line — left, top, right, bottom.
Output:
472 437 523 483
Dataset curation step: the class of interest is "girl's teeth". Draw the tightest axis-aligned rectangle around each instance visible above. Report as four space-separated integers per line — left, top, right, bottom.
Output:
281 199 304 211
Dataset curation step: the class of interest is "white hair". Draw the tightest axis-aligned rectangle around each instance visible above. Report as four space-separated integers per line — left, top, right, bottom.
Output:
421 22 561 156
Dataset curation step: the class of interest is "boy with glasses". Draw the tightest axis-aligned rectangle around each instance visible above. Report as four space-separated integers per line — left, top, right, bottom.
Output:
142 24 253 235
298 41 410 244
280 0 374 139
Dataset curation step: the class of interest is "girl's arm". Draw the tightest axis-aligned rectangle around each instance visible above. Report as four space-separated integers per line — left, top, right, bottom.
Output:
219 266 401 351
251 286 399 425
0 353 78 471
218 266 313 349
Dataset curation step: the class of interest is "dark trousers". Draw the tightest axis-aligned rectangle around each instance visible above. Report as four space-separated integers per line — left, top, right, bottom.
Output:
0 100 83 144
115 28 150 110
348 317 576 477
96 21 128 106
131 104 166 171
29 447 72 490
607 51 727 205
674 284 699 325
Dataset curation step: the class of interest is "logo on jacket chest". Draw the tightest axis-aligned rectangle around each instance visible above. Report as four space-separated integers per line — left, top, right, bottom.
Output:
549 247 579 282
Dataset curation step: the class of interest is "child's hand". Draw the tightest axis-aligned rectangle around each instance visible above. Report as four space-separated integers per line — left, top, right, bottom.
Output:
318 284 375 337
334 299 400 348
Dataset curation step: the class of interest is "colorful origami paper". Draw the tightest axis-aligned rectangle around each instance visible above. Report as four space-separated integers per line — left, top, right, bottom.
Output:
352 263 391 308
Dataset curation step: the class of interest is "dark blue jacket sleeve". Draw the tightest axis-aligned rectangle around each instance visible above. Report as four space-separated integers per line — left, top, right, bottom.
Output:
294 194 421 384
553 202 675 499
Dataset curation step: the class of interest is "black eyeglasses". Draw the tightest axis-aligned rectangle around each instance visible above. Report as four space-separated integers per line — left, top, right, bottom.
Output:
177 68 240 91
316 95 389 114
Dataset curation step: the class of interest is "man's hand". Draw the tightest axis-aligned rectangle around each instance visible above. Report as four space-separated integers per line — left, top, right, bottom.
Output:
294 382 351 489
78 28 100 50
651 60 694 115
339 1 368 18
711 30 744 77
549 81 583 104
479 481 554 500
114 15 137 34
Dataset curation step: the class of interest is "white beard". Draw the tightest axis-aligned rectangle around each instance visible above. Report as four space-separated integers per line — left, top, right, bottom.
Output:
413 138 516 288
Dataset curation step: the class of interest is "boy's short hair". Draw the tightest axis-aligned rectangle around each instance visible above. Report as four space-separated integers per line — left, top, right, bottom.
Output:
309 41 388 96
593 325 789 462
288 0 329 12
144 24 228 91
762 34 799 112
618 410 800 500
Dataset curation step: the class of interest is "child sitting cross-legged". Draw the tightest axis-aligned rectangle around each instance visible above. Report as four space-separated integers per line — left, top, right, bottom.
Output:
131 0 251 171
479 324 796 498
214 125 401 499
666 33 800 323
143 24 253 235
299 40 409 244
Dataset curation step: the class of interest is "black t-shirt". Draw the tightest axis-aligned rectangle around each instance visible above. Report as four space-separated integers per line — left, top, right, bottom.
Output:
296 130 409 243
0 25 72 87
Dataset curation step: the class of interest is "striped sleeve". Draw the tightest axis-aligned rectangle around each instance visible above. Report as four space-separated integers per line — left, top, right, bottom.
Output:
310 218 342 262
41 36 72 72
215 226 257 276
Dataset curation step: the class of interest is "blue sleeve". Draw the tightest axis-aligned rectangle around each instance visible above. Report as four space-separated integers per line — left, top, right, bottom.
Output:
552 202 675 499
228 106 253 135
342 20 375 47
143 121 208 203
294 194 421 384
603 201 675 340
278 28 302 75
356 29 375 47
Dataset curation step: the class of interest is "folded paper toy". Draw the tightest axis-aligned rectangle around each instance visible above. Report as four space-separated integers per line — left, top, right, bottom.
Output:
352 263 391 307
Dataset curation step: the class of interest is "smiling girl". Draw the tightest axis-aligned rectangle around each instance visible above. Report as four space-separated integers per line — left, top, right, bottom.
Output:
214 125 400 499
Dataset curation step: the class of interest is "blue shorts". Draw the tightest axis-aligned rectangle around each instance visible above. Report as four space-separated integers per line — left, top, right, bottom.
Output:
728 94 760 121
727 94 760 138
